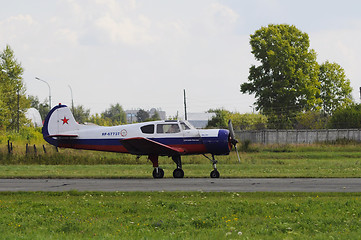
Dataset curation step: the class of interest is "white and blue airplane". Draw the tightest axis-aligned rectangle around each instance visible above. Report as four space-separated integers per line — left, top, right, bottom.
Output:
42 104 239 178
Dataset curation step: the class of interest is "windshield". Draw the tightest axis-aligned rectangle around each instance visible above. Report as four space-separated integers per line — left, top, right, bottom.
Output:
180 121 194 130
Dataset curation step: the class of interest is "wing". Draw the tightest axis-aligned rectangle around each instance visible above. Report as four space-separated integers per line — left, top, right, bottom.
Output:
120 137 185 155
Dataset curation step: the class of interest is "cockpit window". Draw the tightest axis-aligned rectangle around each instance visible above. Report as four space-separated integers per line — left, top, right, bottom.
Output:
141 124 154 134
157 124 180 134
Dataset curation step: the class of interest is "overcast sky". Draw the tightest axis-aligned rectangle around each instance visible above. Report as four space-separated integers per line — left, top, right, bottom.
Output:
1 0 361 118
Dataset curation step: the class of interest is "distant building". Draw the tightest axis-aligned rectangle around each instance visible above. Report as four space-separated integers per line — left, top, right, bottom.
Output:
125 108 166 123
183 112 216 129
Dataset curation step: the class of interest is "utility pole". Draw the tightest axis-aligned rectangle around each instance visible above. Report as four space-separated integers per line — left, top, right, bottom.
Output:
183 89 187 120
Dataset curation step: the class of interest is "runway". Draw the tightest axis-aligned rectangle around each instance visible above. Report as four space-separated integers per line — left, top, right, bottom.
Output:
1 178 361 192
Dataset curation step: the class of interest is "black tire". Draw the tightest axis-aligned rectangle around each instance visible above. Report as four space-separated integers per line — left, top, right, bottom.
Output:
173 168 184 178
210 170 220 178
152 168 164 179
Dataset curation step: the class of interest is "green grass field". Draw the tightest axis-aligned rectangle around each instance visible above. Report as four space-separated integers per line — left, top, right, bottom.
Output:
1 143 361 239
0 192 360 239
1 143 361 178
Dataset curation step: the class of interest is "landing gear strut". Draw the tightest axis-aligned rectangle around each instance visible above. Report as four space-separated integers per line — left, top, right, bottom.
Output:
172 155 184 178
203 154 220 178
149 155 164 179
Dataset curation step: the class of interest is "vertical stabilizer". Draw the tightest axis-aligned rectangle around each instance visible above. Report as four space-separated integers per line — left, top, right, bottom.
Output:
42 104 79 145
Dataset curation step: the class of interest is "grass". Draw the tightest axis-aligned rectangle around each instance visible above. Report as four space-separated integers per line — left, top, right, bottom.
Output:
1 142 361 178
0 192 360 239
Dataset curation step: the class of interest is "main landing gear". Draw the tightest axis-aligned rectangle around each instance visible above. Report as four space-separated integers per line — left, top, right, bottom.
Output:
172 156 184 178
148 154 220 179
149 155 164 179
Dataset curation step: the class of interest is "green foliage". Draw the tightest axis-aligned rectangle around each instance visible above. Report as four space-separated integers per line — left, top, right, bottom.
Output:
28 95 50 120
294 111 328 129
328 104 361 129
206 109 231 128
207 109 267 130
101 103 126 125
0 45 29 132
136 109 150 122
72 105 90 124
231 112 267 130
87 113 113 126
0 127 43 144
149 110 161 121
241 24 321 129
87 103 126 126
319 61 353 115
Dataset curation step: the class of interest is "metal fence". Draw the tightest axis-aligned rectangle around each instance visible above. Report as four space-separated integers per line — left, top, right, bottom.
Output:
236 129 361 144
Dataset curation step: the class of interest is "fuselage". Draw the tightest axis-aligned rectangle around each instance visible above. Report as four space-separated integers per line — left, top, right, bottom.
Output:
44 117 231 156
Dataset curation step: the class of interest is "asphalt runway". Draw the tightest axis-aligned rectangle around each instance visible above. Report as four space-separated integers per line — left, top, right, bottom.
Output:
1 178 361 192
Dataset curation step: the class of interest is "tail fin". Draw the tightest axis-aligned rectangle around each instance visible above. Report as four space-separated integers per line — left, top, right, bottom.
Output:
42 104 79 145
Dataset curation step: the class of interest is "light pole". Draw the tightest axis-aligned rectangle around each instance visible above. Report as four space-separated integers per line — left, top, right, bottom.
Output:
68 85 74 113
35 77 51 109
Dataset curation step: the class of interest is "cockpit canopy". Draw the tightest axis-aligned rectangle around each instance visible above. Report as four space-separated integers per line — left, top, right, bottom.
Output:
140 121 194 134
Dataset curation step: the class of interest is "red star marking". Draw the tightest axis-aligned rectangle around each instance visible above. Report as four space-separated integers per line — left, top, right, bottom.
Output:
61 117 69 125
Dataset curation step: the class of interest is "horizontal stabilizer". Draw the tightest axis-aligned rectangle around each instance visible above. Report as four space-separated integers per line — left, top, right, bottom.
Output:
44 134 78 138
120 137 185 156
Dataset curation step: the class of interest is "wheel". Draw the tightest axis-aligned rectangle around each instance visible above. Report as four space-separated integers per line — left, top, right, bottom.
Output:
152 168 164 179
210 170 220 178
173 168 184 178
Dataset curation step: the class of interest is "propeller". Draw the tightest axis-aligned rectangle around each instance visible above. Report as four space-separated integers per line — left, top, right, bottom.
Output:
228 119 241 163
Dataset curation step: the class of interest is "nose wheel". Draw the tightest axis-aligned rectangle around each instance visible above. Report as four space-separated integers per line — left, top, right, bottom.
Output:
210 169 220 178
203 154 220 178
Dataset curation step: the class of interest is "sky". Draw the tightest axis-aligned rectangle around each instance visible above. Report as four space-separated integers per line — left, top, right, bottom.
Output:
1 0 361 118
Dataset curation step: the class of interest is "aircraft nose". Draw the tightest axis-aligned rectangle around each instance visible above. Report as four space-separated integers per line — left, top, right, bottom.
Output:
201 129 231 155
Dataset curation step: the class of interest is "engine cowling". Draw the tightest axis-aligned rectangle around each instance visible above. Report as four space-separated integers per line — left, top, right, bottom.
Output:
199 129 231 155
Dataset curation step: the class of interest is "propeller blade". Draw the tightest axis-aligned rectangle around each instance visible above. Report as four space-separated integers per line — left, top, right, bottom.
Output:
228 119 240 163
228 119 235 140
235 145 241 163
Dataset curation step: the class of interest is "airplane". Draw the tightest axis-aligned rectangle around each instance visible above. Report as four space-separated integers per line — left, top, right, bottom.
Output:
42 104 239 178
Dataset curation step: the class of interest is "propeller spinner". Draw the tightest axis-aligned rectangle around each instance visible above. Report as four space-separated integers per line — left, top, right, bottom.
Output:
228 119 241 163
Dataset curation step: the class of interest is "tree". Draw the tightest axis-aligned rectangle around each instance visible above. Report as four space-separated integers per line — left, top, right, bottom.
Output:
318 61 353 115
28 95 50 121
0 45 29 132
149 110 161 121
327 104 361 129
294 111 328 129
206 109 231 129
0 84 9 131
240 24 321 129
72 105 90 124
136 109 149 122
102 103 126 125
230 112 267 130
